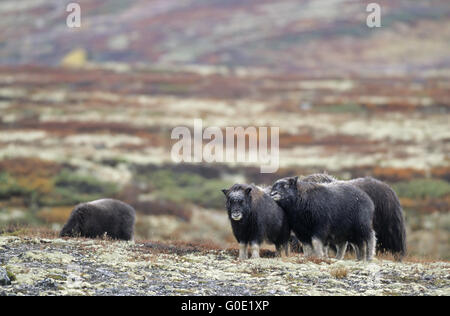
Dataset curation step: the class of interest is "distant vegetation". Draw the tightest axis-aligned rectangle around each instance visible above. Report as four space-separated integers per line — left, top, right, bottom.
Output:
47 169 118 206
393 179 450 200
0 160 118 208
0 157 449 259
139 169 234 210
0 62 448 259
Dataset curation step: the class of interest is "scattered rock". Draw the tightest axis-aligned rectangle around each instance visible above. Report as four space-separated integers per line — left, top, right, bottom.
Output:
0 267 11 286
0 236 449 296
35 278 58 290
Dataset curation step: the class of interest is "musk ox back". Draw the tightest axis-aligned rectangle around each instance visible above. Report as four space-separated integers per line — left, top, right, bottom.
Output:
270 177 376 261
60 199 136 241
302 173 407 260
222 184 290 259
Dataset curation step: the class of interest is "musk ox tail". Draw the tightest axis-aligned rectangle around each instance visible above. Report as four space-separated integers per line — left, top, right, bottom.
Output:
350 177 407 260
373 192 407 260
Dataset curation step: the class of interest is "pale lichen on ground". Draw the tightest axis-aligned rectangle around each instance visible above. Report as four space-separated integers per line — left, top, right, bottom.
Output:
0 236 449 296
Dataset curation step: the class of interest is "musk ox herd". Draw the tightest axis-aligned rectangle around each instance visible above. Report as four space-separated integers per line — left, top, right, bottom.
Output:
60 173 406 262
222 173 406 262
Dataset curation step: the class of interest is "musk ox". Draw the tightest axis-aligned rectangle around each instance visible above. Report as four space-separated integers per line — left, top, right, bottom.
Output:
222 184 290 260
60 199 136 241
301 173 407 260
270 176 376 261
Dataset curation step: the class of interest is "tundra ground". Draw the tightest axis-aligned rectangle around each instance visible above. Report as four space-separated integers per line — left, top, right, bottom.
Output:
0 236 448 296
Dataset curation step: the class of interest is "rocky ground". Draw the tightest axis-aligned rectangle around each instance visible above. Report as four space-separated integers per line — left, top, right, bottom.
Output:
0 236 448 296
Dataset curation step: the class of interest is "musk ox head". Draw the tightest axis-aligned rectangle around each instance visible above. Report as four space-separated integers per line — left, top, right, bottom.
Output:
59 215 81 237
270 176 298 207
222 184 253 222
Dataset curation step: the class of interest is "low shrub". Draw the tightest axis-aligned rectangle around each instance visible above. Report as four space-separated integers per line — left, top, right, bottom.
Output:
141 169 234 210
0 173 27 198
393 179 450 200
45 169 118 206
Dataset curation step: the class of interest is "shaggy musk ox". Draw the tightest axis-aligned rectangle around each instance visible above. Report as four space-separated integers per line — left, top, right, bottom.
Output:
222 184 290 259
270 177 376 261
302 173 407 260
60 199 135 241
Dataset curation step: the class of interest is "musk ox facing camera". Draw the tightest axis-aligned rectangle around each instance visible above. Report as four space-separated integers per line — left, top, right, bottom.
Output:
222 184 290 260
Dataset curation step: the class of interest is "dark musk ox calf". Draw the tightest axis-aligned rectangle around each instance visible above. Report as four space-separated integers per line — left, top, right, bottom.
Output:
60 199 135 241
301 173 407 260
222 184 290 260
270 177 376 261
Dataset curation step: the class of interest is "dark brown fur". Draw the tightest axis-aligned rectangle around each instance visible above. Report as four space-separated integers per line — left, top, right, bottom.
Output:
60 199 135 241
222 184 290 258
301 173 407 260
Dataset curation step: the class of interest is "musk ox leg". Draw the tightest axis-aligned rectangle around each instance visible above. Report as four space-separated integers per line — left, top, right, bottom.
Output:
366 231 377 261
323 245 329 258
311 237 325 258
302 243 314 257
284 242 290 257
276 242 290 257
354 244 362 260
275 244 284 257
275 244 281 257
239 243 248 260
355 243 368 261
250 243 260 259
335 242 348 260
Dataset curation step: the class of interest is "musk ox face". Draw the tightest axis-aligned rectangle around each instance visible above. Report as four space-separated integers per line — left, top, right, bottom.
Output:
270 176 298 206
222 186 253 222
59 217 80 237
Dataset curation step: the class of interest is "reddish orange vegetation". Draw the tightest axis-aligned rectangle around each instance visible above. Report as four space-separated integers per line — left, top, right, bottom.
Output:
7 121 168 147
400 197 449 213
316 134 380 147
372 167 426 182
431 167 450 181
0 158 60 195
36 206 73 224
0 65 448 107
0 158 61 178
279 133 314 147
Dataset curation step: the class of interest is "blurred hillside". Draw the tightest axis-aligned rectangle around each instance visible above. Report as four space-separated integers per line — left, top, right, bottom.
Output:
0 0 449 77
0 0 449 260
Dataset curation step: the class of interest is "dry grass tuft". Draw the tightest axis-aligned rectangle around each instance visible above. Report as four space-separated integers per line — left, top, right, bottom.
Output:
330 266 349 279
296 256 333 265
